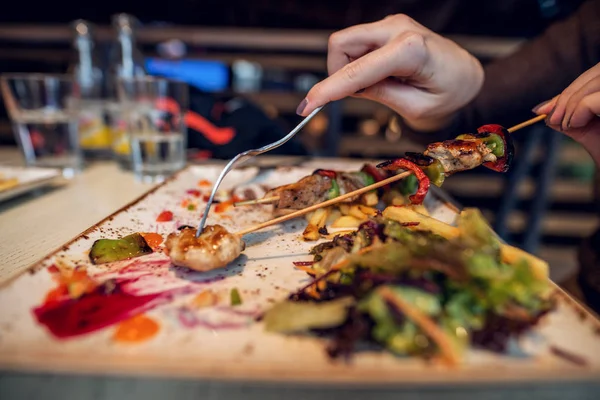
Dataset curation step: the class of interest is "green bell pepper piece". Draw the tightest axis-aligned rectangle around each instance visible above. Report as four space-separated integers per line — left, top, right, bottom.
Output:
327 179 340 199
89 233 153 265
422 159 446 187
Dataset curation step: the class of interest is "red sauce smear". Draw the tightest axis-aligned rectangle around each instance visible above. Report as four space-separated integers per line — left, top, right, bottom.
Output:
186 189 201 197
33 278 179 339
156 210 173 222
198 179 212 187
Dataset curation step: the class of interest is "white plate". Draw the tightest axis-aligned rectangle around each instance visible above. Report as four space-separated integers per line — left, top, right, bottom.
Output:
0 163 598 385
0 166 63 203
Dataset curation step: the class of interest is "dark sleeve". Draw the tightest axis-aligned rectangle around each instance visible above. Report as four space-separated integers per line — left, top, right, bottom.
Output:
402 0 600 145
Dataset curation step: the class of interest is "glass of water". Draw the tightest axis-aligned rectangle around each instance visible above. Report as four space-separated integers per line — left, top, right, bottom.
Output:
1 74 82 177
116 76 188 183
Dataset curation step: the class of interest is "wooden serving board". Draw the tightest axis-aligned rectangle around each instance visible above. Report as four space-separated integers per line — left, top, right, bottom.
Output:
0 162 599 386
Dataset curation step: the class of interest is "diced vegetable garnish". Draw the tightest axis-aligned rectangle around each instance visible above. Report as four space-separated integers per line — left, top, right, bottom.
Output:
89 233 153 265
156 211 173 222
230 288 242 306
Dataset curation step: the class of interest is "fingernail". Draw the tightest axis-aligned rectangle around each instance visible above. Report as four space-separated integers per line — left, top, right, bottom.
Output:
355 88 365 94
532 100 550 114
296 98 308 116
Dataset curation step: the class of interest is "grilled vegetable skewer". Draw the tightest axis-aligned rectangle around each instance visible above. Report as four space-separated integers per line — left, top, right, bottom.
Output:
377 123 515 204
235 123 515 208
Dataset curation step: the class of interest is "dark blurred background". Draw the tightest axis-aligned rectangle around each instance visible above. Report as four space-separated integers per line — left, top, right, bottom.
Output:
0 0 596 294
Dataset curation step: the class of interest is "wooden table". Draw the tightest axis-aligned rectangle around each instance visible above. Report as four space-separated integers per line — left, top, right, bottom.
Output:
0 146 597 400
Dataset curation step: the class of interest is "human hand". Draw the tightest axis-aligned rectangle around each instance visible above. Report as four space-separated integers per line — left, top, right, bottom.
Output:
296 14 484 132
533 63 600 166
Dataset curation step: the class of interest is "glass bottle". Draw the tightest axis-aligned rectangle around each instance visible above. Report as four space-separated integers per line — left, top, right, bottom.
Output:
70 19 112 158
107 13 147 167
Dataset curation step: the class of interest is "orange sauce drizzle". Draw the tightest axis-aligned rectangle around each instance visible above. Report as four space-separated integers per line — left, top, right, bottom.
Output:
112 314 160 343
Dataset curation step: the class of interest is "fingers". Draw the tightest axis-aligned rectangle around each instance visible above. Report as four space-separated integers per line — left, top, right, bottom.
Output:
299 32 428 116
326 21 394 76
532 96 558 115
548 63 600 126
546 91 600 166
360 79 434 119
561 77 600 129
568 91 600 129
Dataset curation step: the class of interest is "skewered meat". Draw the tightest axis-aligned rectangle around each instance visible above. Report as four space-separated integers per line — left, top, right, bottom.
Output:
424 139 497 174
265 171 372 210
165 225 245 271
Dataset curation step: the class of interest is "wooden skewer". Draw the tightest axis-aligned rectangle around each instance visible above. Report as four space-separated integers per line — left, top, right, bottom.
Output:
234 114 550 235
236 171 411 236
507 114 547 133
234 196 279 206
235 114 548 209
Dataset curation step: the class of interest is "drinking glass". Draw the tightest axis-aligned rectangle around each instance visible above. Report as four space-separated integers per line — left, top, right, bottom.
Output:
1 74 82 177
77 75 113 159
116 76 188 183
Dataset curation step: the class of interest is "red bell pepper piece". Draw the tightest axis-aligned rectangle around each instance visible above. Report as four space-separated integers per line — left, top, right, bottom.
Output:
313 169 337 179
361 163 391 190
477 124 514 173
361 163 387 182
376 158 430 204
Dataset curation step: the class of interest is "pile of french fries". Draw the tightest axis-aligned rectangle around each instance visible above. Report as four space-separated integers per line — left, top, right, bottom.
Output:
301 190 428 241
301 191 549 282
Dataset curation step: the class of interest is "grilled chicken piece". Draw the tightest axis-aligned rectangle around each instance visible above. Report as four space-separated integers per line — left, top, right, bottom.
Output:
165 225 245 271
424 139 497 174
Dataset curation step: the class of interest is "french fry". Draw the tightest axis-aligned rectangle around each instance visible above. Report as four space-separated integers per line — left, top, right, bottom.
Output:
302 225 321 241
302 207 330 241
327 208 342 225
406 204 430 217
382 206 460 240
349 204 368 220
331 215 363 228
383 206 549 281
304 210 314 223
338 204 351 216
360 191 379 207
358 205 378 217
310 208 328 226
391 195 406 206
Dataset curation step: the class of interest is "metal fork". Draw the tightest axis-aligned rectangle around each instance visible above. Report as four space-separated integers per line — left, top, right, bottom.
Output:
195 106 324 237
